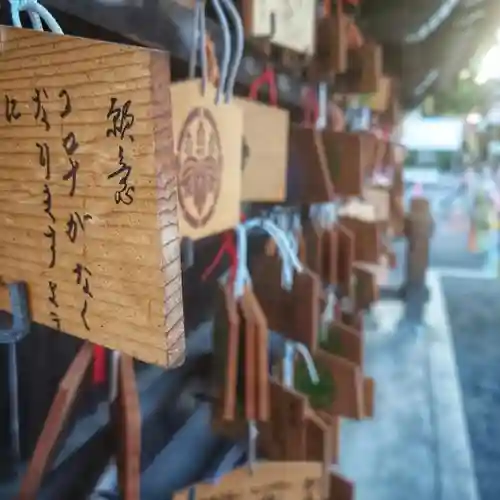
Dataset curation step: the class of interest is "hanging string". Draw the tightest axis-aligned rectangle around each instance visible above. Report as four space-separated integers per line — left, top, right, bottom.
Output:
9 0 63 33
231 218 305 297
282 341 319 388
310 203 337 229
189 0 208 91
220 0 244 102
211 0 231 104
249 66 278 106
202 63 278 283
201 214 246 284
302 86 319 127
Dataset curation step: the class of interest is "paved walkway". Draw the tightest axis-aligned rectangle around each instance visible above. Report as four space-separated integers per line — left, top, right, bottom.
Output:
339 271 479 500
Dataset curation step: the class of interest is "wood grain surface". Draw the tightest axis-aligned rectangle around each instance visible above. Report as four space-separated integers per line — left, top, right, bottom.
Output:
236 97 289 201
174 462 325 500
0 26 184 366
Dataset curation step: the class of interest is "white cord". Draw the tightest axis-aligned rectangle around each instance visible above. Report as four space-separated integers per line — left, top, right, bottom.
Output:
10 0 63 34
282 340 320 389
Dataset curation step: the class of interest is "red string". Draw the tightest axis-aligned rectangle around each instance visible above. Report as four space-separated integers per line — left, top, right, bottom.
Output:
201 214 246 285
201 69 278 285
93 345 106 385
248 67 278 106
302 86 319 127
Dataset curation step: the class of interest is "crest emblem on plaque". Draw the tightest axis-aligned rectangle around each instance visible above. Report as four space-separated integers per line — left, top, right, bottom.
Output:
176 107 223 228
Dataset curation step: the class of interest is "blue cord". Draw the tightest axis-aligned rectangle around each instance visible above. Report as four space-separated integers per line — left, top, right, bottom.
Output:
9 0 63 34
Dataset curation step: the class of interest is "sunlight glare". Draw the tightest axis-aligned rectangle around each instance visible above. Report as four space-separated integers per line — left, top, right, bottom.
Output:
476 29 500 84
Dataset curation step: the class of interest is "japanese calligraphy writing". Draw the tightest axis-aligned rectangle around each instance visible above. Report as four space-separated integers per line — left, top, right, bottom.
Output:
5 95 20 122
105 98 136 205
27 87 77 332
61 132 80 197
62 158 79 197
65 212 92 243
32 88 50 131
50 311 61 331
37 142 51 180
74 263 93 330
108 146 135 205
43 225 56 268
0 27 188 367
62 131 79 156
59 89 71 118
106 97 135 141
48 281 59 308
43 184 55 224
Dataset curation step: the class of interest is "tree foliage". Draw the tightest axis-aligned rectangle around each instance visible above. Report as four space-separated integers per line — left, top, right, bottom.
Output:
428 76 490 116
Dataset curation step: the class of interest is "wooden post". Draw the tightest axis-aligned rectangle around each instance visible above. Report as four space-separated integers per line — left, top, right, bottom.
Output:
400 197 434 305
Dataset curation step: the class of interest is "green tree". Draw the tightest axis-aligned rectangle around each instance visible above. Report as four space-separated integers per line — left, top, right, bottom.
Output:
430 76 488 116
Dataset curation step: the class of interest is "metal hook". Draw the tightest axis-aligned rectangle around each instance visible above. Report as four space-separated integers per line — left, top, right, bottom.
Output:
211 0 232 104
219 0 244 102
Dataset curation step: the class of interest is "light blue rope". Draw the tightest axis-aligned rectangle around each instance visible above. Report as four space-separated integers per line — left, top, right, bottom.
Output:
211 0 231 104
189 0 208 93
10 0 63 34
219 0 244 102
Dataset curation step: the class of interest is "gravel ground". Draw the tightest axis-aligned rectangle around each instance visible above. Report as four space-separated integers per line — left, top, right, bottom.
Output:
442 276 500 500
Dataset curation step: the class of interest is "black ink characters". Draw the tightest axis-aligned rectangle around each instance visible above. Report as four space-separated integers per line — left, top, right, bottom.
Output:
5 95 21 122
74 263 93 330
108 146 135 205
106 98 135 142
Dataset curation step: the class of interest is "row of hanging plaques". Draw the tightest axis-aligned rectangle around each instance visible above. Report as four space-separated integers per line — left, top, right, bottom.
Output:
171 209 383 499
0 0 400 369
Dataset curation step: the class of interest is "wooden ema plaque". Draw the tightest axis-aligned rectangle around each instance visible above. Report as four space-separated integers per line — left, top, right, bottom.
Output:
312 13 348 78
0 27 185 366
321 321 363 367
212 284 240 422
316 411 340 464
212 285 269 429
353 263 379 311
237 97 289 202
336 225 354 298
300 222 323 277
322 227 338 285
170 79 243 240
338 217 380 264
321 132 366 197
298 349 364 420
363 377 376 418
251 254 321 351
299 223 337 286
258 380 336 493
360 132 379 179
240 288 270 422
286 125 334 203
259 380 308 461
174 462 326 500
349 42 383 94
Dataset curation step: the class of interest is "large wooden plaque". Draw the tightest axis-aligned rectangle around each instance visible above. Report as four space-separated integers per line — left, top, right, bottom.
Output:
0 27 185 367
174 462 325 500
